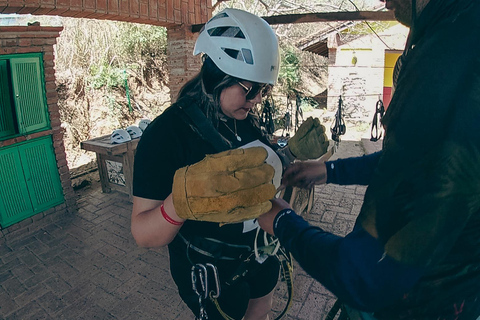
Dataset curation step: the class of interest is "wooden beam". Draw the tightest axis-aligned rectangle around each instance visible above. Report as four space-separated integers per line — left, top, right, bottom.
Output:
191 10 395 33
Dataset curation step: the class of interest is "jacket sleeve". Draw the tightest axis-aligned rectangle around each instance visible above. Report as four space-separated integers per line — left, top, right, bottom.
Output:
325 151 382 186
273 209 423 312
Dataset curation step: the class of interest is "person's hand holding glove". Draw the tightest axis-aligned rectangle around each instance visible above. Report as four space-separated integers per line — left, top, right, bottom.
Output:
172 147 277 224
288 117 329 160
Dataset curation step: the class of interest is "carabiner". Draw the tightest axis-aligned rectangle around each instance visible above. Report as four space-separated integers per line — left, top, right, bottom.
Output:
191 264 208 300
206 263 221 299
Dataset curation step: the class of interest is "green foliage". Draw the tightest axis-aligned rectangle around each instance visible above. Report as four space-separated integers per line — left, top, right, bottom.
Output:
55 19 168 92
105 93 123 118
278 46 302 94
299 96 318 112
87 65 125 90
117 23 168 59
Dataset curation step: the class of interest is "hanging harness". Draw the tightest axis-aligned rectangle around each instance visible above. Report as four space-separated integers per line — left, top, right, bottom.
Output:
331 96 346 144
174 98 294 320
370 98 385 142
294 91 304 133
260 97 275 136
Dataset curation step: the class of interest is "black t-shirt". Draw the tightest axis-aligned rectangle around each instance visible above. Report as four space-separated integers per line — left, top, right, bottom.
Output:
133 102 272 245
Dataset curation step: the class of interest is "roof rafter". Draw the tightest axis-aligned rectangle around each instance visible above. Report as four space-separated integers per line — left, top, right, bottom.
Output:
191 10 395 32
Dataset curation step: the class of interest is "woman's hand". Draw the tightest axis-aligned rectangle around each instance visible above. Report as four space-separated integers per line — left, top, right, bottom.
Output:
257 198 292 235
282 160 328 189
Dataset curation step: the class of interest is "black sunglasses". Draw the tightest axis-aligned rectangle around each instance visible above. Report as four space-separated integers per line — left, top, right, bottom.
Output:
237 81 272 100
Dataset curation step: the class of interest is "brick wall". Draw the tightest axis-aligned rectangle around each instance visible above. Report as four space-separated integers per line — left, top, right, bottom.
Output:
0 25 77 237
167 24 202 101
0 0 212 120
0 0 211 27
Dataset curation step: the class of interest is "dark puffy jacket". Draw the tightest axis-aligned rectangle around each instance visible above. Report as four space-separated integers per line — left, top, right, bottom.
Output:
358 0 480 318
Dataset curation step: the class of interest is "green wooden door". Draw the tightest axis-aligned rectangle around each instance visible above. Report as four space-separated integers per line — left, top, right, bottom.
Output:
0 60 16 139
18 136 64 213
0 145 34 226
10 56 49 134
0 137 64 227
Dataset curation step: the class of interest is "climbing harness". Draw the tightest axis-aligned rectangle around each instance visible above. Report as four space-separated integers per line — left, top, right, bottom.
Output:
294 92 304 133
253 228 294 320
283 91 304 134
331 95 346 146
283 100 293 136
260 96 276 136
184 228 294 320
175 98 294 319
370 98 385 142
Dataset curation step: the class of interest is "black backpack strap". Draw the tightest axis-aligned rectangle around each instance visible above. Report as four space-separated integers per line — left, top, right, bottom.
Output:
175 98 231 153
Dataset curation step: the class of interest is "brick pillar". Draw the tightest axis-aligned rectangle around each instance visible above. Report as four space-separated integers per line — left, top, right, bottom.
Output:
166 24 201 102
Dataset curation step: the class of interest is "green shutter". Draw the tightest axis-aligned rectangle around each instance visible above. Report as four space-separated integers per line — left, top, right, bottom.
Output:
10 56 49 133
18 136 64 212
0 60 16 139
0 145 34 227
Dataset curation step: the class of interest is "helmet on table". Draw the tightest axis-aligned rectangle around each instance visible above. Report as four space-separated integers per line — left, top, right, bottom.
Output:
110 129 131 144
138 118 151 132
193 8 280 85
126 125 143 139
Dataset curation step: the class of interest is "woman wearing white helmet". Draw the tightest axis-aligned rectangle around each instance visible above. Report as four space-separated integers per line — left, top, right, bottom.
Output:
131 8 282 320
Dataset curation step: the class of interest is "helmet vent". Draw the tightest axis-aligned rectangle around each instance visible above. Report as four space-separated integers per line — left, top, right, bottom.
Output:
242 49 253 64
209 12 228 22
207 26 245 39
221 48 254 65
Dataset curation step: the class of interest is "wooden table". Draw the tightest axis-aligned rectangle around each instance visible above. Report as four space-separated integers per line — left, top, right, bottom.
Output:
81 135 139 201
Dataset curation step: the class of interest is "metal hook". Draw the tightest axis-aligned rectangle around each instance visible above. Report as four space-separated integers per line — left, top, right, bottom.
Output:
205 263 221 299
191 264 208 300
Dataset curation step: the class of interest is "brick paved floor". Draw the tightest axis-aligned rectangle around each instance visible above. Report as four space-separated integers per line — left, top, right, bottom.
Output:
0 138 382 320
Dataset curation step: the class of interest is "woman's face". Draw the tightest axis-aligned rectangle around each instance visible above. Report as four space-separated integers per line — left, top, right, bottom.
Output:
219 81 264 120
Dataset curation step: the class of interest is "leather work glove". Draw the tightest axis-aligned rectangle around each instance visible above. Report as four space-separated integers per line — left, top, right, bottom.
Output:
288 117 329 160
172 147 277 224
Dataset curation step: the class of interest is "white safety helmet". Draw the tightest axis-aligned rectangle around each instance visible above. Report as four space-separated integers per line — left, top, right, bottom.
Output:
194 8 280 85
126 125 143 139
138 118 151 132
110 129 132 144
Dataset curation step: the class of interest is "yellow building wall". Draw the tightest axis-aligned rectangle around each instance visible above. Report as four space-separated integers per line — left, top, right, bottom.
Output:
384 52 402 87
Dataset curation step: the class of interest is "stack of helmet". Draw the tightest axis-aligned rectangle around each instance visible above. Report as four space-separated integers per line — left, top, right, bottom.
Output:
138 118 151 132
126 125 142 139
110 129 131 144
110 119 151 144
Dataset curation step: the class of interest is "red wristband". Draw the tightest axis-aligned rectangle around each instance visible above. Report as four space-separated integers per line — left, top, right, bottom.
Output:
161 203 184 226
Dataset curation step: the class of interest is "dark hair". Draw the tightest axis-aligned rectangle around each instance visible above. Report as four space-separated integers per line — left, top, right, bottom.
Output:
177 56 263 130
177 56 230 125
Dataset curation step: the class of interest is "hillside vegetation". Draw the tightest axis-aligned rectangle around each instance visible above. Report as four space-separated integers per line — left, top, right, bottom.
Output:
54 17 328 168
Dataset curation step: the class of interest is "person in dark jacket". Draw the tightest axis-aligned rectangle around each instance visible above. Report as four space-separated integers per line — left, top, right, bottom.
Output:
258 0 480 319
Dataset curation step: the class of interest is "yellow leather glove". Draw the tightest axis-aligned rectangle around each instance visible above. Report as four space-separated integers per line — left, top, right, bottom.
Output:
288 117 329 160
172 147 277 223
